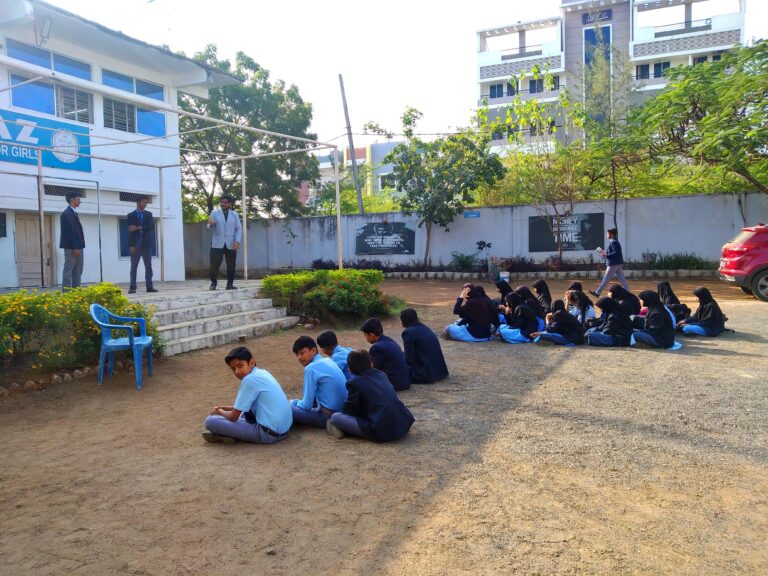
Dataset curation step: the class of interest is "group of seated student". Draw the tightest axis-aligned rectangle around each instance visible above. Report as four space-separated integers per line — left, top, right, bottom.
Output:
202 308 448 446
448 279 729 350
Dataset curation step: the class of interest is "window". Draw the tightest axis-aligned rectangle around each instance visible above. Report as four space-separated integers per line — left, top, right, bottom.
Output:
56 86 93 123
6 38 92 80
120 192 152 203
379 174 397 189
552 75 560 90
712 53 723 62
104 98 136 133
653 61 671 78
102 70 166 136
489 83 504 99
529 78 544 94
44 185 86 198
584 26 611 66
11 74 55 115
636 64 650 80
506 82 517 97
693 56 708 65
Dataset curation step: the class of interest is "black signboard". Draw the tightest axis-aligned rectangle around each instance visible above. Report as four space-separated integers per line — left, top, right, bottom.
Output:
529 213 604 252
0 213 6 238
355 222 415 255
583 9 612 25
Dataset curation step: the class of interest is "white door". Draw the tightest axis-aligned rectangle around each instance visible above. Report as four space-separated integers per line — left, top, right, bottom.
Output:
15 213 54 287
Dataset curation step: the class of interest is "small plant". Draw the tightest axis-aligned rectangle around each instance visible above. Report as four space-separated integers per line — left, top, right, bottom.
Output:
642 252 717 270
450 240 493 272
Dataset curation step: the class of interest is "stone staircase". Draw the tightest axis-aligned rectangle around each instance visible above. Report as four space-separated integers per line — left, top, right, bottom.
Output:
125 280 299 356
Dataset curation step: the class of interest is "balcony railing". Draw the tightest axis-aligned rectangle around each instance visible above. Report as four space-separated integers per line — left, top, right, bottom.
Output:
500 44 544 60
478 85 561 106
654 18 712 38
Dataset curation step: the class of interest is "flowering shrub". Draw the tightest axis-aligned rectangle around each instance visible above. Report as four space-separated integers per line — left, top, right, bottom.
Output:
0 283 162 369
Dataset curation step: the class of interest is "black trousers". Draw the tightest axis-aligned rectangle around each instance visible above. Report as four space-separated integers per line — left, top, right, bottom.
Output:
209 246 237 287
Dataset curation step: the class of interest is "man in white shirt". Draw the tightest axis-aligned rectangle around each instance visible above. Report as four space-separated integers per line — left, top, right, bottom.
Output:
207 195 242 290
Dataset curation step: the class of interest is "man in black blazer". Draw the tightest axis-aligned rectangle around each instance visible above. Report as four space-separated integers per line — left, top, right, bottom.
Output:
59 191 85 291
360 318 411 391
127 195 157 293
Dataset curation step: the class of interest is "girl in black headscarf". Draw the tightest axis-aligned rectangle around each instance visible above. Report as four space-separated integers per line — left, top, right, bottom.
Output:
532 279 553 315
679 286 727 337
534 299 585 346
608 284 642 316
447 285 499 341
498 292 538 343
494 280 514 306
586 296 634 346
657 281 691 323
515 285 547 322
632 290 676 348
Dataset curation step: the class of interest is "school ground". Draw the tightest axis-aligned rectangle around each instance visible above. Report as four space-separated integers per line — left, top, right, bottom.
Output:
1 279 766 576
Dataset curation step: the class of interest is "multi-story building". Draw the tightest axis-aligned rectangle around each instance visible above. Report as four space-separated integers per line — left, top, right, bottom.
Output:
314 141 398 199
477 0 746 145
0 0 237 288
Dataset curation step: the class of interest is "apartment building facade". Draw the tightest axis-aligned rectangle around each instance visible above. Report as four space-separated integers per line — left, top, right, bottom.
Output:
477 0 746 145
0 0 236 288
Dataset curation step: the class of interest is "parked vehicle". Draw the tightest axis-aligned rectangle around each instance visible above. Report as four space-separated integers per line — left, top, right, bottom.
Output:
719 224 768 301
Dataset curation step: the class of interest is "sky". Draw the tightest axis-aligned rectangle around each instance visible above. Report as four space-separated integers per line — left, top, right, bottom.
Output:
42 0 768 146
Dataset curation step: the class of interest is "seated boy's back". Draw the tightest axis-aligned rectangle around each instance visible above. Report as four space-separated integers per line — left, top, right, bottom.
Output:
317 330 353 381
400 308 449 384
361 318 411 391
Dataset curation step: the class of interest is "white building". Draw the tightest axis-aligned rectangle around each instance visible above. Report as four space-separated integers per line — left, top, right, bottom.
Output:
0 0 238 288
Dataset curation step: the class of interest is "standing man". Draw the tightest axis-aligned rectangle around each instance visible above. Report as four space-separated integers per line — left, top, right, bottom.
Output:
60 191 85 291
207 194 242 291
127 195 157 294
590 227 630 298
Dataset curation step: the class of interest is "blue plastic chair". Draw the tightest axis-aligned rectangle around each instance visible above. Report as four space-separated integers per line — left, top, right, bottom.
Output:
89 303 153 390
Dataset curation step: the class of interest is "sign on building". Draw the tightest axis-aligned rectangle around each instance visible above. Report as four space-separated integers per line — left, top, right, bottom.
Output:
0 109 92 172
529 213 604 252
355 222 415 255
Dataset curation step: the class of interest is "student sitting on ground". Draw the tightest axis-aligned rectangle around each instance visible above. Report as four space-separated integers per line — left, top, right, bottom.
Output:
566 289 597 328
678 286 727 337
400 308 449 383
289 336 348 428
317 330 353 380
361 318 411 391
326 349 415 442
564 281 583 305
632 290 677 349
532 279 553 315
497 292 539 343
202 346 292 444
453 283 475 315
515 285 547 321
446 285 499 342
608 284 642 316
657 281 691 323
586 297 634 347
533 299 585 346
494 280 514 306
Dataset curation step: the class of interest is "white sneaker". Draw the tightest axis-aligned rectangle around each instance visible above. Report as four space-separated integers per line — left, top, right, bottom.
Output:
326 419 345 439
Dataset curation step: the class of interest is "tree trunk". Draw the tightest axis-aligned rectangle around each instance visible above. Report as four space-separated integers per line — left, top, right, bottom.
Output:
424 222 432 270
611 161 619 230
732 165 768 196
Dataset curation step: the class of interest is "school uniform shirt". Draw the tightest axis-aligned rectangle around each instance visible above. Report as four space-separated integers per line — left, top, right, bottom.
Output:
369 335 411 391
330 345 353 381
292 354 348 412
233 366 293 434
342 368 415 442
59 206 85 249
401 322 449 383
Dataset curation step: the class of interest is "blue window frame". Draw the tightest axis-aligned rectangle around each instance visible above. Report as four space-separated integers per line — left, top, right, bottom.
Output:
6 38 51 68
53 54 92 80
136 79 164 101
137 108 165 136
584 26 611 66
653 61 670 78
506 81 516 97
11 74 55 115
529 78 544 94
489 83 504 99
102 69 135 92
636 64 650 80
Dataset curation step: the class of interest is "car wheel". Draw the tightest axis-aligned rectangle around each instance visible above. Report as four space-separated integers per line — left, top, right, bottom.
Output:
740 286 754 295
751 270 768 302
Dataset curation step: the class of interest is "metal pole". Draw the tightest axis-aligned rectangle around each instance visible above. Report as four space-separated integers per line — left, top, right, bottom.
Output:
333 147 343 270
96 180 103 282
241 158 248 280
339 74 365 214
159 167 165 282
36 148 46 287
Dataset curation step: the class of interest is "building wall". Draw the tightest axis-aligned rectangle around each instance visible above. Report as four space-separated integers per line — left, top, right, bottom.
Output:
184 193 768 273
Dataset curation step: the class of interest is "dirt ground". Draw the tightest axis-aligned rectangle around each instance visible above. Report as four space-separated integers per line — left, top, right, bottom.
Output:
1 279 766 575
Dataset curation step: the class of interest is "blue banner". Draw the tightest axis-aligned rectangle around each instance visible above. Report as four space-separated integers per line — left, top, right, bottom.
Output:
0 109 91 172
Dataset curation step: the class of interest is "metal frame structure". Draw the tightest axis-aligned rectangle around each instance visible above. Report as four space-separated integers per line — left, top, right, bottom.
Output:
0 93 344 287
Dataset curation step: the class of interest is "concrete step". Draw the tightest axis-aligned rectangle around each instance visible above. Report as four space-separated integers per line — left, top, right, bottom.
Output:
164 316 300 356
153 298 275 325
132 286 264 312
158 307 287 341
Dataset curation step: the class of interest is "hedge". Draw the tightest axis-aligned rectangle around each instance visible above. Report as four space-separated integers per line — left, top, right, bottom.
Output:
0 283 162 370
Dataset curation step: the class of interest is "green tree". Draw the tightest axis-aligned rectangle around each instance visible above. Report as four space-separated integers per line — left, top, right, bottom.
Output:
382 108 505 266
312 164 399 215
634 40 768 196
179 45 320 222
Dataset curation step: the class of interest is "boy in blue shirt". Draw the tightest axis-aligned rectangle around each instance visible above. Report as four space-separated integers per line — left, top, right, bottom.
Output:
290 336 348 428
203 347 292 444
316 330 353 380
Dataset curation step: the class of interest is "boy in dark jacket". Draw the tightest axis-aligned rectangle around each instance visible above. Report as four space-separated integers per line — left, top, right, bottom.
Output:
361 318 411 391
400 308 449 383
591 228 630 297
326 350 415 442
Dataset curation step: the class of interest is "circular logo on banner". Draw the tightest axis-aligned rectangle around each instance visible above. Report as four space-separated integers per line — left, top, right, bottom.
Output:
51 129 80 163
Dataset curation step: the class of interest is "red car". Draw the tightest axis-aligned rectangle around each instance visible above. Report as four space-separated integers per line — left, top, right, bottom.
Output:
719 223 768 301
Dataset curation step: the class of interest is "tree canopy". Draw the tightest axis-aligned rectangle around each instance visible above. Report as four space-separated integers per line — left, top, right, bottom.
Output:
179 45 320 221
